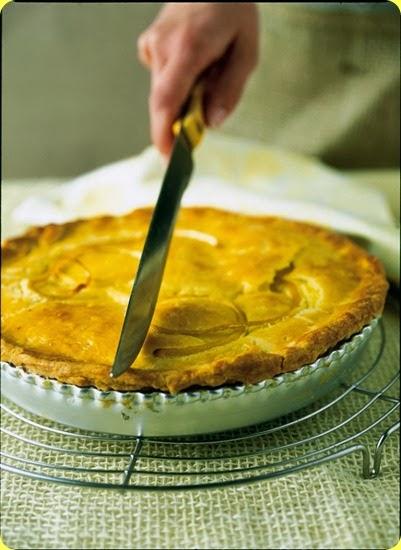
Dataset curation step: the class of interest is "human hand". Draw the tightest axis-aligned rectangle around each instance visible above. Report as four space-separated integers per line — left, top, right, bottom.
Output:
138 3 259 155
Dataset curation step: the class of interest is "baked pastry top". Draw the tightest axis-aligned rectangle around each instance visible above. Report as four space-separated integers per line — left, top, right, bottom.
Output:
1 207 388 393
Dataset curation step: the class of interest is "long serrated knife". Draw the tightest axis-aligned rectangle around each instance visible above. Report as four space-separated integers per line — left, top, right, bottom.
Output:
111 84 205 378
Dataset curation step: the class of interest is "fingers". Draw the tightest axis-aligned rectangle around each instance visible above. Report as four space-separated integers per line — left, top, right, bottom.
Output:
137 33 151 68
137 4 260 155
149 60 199 156
137 30 166 72
138 27 210 155
205 37 258 128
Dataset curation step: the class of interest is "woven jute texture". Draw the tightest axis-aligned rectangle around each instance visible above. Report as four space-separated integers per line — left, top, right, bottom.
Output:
1 295 399 550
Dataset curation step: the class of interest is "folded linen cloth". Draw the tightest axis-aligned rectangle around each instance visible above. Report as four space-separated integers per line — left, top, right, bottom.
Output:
12 132 399 282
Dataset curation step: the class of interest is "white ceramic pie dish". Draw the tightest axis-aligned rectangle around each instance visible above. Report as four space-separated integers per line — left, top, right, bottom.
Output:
1 319 377 437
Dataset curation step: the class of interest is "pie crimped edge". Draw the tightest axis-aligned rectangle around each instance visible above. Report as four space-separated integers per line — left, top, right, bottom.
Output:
1 207 388 394
0 320 378 436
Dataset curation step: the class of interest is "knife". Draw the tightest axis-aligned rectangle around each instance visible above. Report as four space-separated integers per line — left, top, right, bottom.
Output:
111 84 205 378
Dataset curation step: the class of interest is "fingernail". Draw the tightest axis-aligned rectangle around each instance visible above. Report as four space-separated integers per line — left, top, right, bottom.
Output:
208 106 228 128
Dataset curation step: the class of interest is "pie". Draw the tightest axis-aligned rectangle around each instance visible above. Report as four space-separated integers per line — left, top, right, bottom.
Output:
1 207 388 394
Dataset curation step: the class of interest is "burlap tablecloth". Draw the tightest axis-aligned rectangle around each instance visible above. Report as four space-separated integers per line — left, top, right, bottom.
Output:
1 179 399 550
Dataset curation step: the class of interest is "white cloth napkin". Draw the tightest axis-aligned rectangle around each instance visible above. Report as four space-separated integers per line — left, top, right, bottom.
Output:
13 132 399 282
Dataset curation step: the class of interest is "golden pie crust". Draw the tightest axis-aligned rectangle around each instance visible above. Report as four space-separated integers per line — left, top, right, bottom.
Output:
1 207 388 393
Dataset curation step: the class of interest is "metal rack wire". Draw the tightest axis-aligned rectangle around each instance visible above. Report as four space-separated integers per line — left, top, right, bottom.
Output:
1 319 399 490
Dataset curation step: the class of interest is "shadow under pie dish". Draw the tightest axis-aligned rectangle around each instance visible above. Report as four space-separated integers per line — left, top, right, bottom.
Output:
1 207 388 434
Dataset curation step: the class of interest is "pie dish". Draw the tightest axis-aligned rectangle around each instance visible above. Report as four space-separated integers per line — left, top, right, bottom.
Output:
1 207 388 394
0 320 378 436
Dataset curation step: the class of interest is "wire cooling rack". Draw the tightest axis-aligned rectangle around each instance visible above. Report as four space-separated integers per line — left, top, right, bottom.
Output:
1 320 399 491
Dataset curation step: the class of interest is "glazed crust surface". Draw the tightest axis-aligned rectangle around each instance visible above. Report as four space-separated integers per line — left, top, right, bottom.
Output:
1 207 388 393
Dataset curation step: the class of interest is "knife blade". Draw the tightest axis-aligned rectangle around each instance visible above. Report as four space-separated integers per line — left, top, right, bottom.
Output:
111 84 205 378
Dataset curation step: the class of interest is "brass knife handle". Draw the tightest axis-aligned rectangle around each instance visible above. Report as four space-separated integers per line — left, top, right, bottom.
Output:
172 82 205 150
